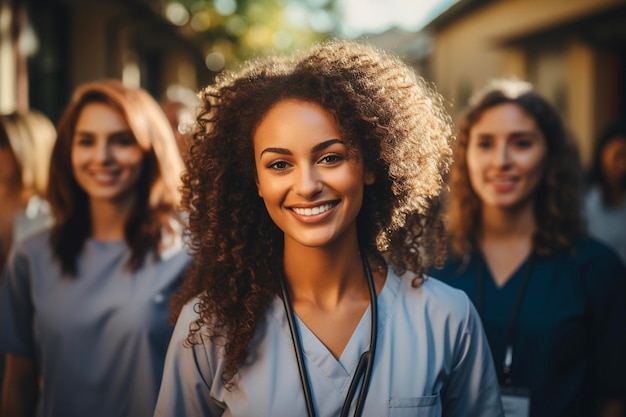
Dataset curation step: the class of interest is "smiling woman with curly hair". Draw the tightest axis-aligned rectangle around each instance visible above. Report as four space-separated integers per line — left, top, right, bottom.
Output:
155 39 504 417
431 78 626 417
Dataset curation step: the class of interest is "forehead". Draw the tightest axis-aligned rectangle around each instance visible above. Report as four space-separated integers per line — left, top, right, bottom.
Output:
254 99 341 145
472 102 540 133
75 101 129 131
603 136 626 153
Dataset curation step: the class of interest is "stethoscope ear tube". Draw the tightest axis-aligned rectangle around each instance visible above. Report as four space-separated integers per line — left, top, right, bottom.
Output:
280 250 379 417
354 251 378 417
281 276 317 417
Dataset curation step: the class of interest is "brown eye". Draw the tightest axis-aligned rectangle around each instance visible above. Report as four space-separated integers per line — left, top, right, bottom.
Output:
268 160 290 171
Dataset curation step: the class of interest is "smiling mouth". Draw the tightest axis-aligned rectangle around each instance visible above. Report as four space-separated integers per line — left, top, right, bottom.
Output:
291 203 335 216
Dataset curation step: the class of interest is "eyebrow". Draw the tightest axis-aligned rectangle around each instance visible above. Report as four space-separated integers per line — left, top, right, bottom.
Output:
260 138 345 157
74 129 133 136
473 131 539 139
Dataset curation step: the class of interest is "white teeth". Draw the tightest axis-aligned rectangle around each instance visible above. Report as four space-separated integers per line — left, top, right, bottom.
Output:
293 203 333 216
94 173 115 180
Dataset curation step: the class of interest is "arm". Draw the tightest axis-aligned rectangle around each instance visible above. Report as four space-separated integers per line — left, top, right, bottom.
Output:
0 246 38 417
153 300 224 417
582 246 626 417
442 294 504 417
2 354 38 417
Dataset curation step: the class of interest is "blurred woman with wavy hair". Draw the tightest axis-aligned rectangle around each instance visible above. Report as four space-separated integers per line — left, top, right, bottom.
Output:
0 80 191 417
431 78 626 417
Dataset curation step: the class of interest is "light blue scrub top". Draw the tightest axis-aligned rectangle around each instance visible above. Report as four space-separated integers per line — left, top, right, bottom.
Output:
154 267 504 417
0 228 191 417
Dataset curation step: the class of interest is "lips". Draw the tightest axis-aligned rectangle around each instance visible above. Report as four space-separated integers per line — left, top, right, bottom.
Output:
89 170 120 185
490 176 517 192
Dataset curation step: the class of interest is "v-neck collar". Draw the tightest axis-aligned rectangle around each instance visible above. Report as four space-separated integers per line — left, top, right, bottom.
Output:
270 265 401 393
477 250 533 290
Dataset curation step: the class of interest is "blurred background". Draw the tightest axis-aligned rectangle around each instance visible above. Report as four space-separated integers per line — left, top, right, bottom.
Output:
0 0 624 164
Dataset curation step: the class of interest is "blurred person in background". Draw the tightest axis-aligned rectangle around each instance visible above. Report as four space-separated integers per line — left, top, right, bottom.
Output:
160 87 199 161
430 78 626 417
584 119 626 263
0 80 191 417
0 109 56 405
0 110 56 272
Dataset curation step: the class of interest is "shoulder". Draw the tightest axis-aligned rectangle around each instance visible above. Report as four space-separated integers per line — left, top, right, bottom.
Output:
551 236 626 300
13 196 53 243
12 227 52 258
159 216 191 261
422 275 473 321
391 268 473 327
177 297 202 325
584 185 602 205
173 296 222 347
570 235 625 271
421 275 471 304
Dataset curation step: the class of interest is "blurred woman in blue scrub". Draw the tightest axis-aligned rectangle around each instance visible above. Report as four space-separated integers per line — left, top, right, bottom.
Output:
0 80 191 417
430 78 626 417
153 40 504 417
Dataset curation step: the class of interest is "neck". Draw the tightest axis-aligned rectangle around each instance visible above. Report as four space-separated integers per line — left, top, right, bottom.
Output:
89 197 136 241
480 203 536 241
283 236 367 311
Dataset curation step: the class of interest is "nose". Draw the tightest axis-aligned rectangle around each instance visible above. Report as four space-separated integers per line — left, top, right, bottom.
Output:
94 140 112 163
495 142 511 168
293 165 323 198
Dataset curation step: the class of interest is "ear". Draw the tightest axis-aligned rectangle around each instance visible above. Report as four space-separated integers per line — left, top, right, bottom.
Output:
364 169 375 186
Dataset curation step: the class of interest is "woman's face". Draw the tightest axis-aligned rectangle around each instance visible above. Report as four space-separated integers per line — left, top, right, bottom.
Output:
71 102 145 206
601 136 626 188
466 102 548 213
254 99 374 249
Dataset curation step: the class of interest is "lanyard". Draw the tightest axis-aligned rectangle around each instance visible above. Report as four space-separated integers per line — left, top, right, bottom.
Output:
475 252 534 386
280 250 378 417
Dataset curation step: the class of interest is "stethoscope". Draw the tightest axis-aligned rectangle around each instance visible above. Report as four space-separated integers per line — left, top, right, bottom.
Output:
280 250 378 417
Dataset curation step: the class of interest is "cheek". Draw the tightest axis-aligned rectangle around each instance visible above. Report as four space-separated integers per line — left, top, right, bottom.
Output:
70 147 84 171
465 154 482 186
120 149 145 170
256 173 283 203
526 151 548 178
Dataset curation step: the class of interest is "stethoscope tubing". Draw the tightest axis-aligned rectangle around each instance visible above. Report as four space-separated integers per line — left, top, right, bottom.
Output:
280 250 378 417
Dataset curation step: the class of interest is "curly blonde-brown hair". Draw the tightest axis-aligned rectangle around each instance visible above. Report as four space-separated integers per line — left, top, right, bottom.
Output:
446 78 585 257
174 39 453 387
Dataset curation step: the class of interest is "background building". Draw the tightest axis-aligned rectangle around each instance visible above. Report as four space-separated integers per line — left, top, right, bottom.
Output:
0 0 331 123
422 0 626 164
1 0 624 165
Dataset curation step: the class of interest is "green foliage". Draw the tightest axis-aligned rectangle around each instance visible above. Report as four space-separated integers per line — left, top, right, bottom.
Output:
164 0 338 70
